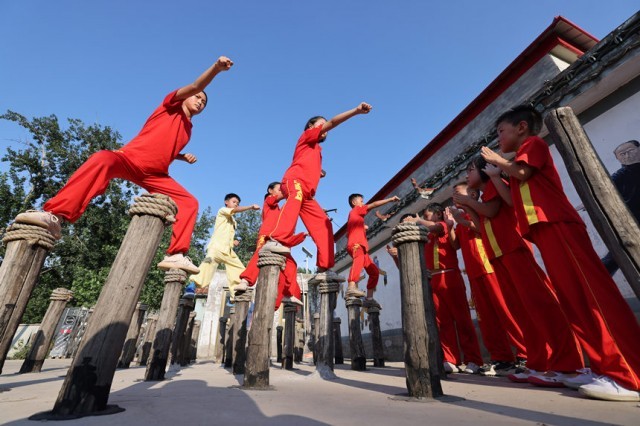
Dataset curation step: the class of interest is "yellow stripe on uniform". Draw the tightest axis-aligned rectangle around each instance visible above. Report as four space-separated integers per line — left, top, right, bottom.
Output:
483 218 502 258
519 181 539 226
474 237 494 274
433 241 440 270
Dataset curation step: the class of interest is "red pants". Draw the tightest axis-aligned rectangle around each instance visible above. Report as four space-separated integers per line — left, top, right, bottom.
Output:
347 245 380 290
43 150 197 254
469 273 526 361
531 222 640 390
492 248 584 372
240 235 301 311
431 270 483 366
269 179 334 269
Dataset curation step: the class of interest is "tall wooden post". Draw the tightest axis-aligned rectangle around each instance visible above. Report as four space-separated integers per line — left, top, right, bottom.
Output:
392 223 443 399
138 315 157 366
243 250 284 389
333 317 344 365
368 306 385 367
282 303 297 370
118 302 147 369
0 222 57 374
346 297 367 371
177 312 196 366
215 317 228 363
232 288 252 375
312 313 320 366
170 297 195 365
313 278 342 379
294 318 304 363
189 320 201 362
19 288 73 374
224 306 235 368
545 106 640 299
41 193 178 418
276 326 283 363
145 269 187 381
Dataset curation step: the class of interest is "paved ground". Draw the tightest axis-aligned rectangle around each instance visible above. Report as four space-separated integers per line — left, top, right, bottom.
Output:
0 359 638 425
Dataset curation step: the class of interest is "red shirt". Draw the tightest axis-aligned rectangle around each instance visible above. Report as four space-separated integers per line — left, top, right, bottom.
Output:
455 219 494 280
120 90 192 174
424 221 459 271
347 205 369 251
510 136 584 237
480 180 528 260
258 195 281 236
282 126 324 195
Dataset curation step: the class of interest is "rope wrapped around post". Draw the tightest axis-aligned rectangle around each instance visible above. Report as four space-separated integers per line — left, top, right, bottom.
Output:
127 193 177 225
2 223 57 250
391 222 443 399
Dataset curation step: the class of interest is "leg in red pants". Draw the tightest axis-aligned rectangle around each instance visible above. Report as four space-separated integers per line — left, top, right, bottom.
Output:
347 246 380 290
275 255 301 309
270 179 334 269
43 150 198 254
530 222 640 390
469 273 524 362
430 275 460 365
492 249 584 372
240 236 266 286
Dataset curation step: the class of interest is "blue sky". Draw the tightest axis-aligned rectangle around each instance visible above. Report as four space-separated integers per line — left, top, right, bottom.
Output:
1 1 638 266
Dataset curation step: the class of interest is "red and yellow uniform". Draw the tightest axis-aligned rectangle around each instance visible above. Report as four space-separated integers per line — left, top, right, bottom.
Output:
511 135 640 389
425 221 483 366
480 179 583 372
455 218 526 362
44 90 198 254
346 205 380 289
269 127 334 269
240 195 305 309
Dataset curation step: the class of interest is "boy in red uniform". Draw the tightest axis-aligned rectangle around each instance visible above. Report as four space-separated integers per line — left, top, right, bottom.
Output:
15 56 234 274
454 156 584 385
239 182 306 308
345 193 400 307
448 183 527 376
408 203 483 374
265 103 372 279
482 105 640 401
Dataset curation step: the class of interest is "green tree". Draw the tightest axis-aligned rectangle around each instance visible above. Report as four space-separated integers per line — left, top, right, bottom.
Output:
234 209 261 264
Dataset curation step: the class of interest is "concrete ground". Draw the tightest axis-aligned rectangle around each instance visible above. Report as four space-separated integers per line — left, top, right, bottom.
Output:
0 359 638 425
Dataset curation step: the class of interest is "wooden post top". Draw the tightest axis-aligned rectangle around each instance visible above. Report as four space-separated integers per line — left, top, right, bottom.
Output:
220 317 229 324
127 193 178 225
367 306 381 314
2 222 57 250
164 269 188 284
333 317 342 324
313 313 320 319
345 297 363 308
391 223 429 246
229 306 236 315
49 288 73 302
318 282 341 294
257 250 286 268
136 302 148 311
234 288 254 303
283 303 298 313
276 325 283 330
179 297 196 309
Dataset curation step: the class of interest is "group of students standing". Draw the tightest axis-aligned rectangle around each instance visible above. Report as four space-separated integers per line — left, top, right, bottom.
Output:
11 56 640 404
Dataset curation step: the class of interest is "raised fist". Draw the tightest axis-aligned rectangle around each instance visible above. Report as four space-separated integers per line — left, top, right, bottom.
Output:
216 56 234 70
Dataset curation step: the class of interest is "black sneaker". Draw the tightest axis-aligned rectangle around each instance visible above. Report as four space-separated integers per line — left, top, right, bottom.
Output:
514 357 527 374
478 363 497 376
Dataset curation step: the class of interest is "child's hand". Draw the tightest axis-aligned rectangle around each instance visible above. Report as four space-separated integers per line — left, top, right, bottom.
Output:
481 146 503 165
356 102 372 114
182 153 197 164
233 240 240 247
390 196 400 202
443 207 455 226
375 211 391 222
404 215 418 223
216 56 234 71
320 169 327 178
452 193 470 206
251 204 260 210
386 244 398 257
483 163 501 178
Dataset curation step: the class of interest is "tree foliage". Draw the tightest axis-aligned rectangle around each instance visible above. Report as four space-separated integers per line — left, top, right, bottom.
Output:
0 111 214 322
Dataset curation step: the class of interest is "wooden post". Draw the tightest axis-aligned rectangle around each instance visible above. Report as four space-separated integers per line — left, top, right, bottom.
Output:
231 288 253 375
189 320 201 362
392 222 443 399
138 315 157 366
282 303 297 370
145 269 187 381
312 313 320 366
42 193 178 417
545 106 640 299
294 318 304 363
170 297 195 365
243 250 284 389
0 222 57 374
313 279 341 378
177 312 196 366
368 306 385 367
117 302 147 369
19 288 73 374
224 306 235 368
215 317 228 363
333 317 344 365
346 297 367 371
276 325 283 363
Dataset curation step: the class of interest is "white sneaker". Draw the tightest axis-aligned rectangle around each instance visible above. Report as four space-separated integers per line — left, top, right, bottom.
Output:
443 362 459 374
157 254 200 274
234 279 249 294
579 376 640 402
283 296 304 307
561 368 596 390
463 362 480 374
14 210 62 239
508 369 538 383
260 240 290 254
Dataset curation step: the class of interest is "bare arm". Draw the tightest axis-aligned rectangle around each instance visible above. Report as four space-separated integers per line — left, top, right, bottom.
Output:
481 147 533 182
174 56 233 101
321 102 372 133
452 193 500 218
367 196 400 210
231 204 260 214
407 216 444 234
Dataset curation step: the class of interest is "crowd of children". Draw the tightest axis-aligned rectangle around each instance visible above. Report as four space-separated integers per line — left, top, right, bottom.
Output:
12 54 640 403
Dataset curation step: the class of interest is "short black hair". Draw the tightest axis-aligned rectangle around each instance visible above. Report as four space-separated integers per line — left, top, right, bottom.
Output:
305 116 326 131
225 193 241 203
424 203 444 217
202 91 208 106
614 140 640 155
400 213 416 222
348 193 364 207
467 156 490 182
495 105 542 135
265 181 281 199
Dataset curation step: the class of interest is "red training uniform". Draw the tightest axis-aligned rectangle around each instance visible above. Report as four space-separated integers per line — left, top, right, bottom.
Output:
44 90 198 254
269 127 334 269
346 205 380 289
511 135 640 389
